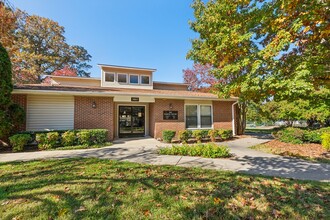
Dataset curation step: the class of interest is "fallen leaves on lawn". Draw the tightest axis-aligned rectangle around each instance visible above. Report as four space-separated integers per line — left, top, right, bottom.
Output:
272 209 281 218
143 209 151 217
74 206 86 213
213 197 223 204
106 186 112 192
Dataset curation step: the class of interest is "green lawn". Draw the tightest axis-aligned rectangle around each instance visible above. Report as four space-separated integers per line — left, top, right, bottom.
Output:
0 159 329 219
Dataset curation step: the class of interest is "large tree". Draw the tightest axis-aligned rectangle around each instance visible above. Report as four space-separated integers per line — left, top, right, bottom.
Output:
0 1 16 49
7 10 92 83
187 0 330 134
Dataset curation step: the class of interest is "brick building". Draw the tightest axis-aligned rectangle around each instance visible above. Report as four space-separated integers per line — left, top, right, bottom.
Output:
12 64 238 140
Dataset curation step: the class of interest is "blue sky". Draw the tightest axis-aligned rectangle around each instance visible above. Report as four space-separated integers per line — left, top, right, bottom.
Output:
11 0 197 82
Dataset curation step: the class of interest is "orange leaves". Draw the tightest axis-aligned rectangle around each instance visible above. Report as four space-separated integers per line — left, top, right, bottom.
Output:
213 197 223 204
143 209 151 217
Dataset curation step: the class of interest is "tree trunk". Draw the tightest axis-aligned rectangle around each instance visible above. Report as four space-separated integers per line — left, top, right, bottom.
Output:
236 101 247 135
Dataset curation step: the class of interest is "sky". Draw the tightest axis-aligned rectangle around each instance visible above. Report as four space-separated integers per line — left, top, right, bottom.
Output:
10 0 198 83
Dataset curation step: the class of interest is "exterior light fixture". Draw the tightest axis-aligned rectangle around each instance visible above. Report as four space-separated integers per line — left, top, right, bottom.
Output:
169 103 173 109
92 101 96 108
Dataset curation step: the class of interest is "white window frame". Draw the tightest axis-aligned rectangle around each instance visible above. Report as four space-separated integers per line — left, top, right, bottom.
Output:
184 104 213 129
140 75 150 85
117 73 128 84
104 72 115 82
129 74 139 84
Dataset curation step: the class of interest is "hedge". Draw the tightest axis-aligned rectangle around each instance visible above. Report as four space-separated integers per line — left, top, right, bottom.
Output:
273 127 330 144
169 129 232 144
159 143 231 158
9 129 108 152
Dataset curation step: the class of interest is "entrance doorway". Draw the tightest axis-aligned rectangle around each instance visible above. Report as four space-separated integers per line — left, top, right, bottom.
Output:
119 106 145 138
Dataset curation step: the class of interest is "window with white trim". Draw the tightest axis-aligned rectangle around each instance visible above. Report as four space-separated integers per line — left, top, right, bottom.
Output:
105 72 115 82
118 73 127 83
185 105 212 129
130 75 139 84
141 75 150 85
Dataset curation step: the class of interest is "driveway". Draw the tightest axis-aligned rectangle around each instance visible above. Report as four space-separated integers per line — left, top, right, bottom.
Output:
0 135 329 182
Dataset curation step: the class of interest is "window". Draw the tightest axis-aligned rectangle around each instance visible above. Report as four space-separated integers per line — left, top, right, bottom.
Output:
118 74 127 83
185 105 212 129
141 75 150 85
200 105 212 128
186 105 198 128
130 75 139 84
105 72 115 82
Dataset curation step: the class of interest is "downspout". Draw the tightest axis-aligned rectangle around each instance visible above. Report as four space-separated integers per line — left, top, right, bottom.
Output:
232 101 238 136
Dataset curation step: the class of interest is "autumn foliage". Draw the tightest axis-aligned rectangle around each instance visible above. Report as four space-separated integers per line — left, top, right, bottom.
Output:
1 3 91 84
183 63 216 92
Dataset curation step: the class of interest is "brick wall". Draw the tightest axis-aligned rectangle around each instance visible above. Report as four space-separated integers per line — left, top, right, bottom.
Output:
213 101 235 129
74 96 114 140
150 99 185 139
11 94 27 131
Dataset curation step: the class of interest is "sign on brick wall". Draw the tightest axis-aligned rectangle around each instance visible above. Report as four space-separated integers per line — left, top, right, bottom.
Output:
163 111 178 120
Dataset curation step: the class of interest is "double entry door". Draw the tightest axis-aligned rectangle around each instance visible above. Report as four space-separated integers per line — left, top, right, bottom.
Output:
119 106 145 138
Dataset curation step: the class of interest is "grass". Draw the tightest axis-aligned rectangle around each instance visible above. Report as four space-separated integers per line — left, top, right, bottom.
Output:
0 158 329 219
251 144 330 164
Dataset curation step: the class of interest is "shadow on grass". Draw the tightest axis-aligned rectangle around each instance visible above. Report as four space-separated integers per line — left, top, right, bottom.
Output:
0 158 329 219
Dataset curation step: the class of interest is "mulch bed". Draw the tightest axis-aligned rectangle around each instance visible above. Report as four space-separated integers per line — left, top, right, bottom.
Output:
263 140 330 161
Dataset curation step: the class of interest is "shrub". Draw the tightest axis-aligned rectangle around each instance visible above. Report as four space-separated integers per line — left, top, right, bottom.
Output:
89 129 108 144
36 132 59 150
321 133 330 151
200 129 210 138
36 133 47 150
303 130 322 143
159 143 231 158
61 131 75 146
218 129 232 140
47 132 59 148
77 130 91 146
162 130 176 143
208 129 218 142
178 130 192 144
9 134 31 152
276 127 304 144
192 130 203 143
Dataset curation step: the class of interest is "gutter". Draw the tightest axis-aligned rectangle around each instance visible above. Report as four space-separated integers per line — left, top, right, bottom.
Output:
12 89 239 101
232 101 238 136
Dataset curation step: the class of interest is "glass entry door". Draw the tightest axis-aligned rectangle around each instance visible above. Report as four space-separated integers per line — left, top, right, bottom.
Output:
119 106 145 138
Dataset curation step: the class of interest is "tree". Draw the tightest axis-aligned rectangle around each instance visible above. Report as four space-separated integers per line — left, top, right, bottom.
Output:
187 0 330 134
183 63 216 91
10 10 92 83
0 42 24 146
0 1 16 49
52 66 77 77
248 98 330 127
42 66 78 85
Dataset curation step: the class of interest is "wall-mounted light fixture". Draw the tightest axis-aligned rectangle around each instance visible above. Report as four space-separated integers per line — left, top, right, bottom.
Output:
169 103 173 109
92 101 96 108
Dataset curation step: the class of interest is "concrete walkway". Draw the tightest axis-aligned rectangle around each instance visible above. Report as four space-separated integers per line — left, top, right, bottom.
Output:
0 135 329 182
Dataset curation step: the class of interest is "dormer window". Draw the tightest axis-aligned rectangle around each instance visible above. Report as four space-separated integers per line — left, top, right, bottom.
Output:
141 75 150 85
130 75 139 84
118 73 127 83
105 72 115 82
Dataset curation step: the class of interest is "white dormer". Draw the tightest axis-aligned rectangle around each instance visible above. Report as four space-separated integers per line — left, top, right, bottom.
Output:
99 64 156 90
